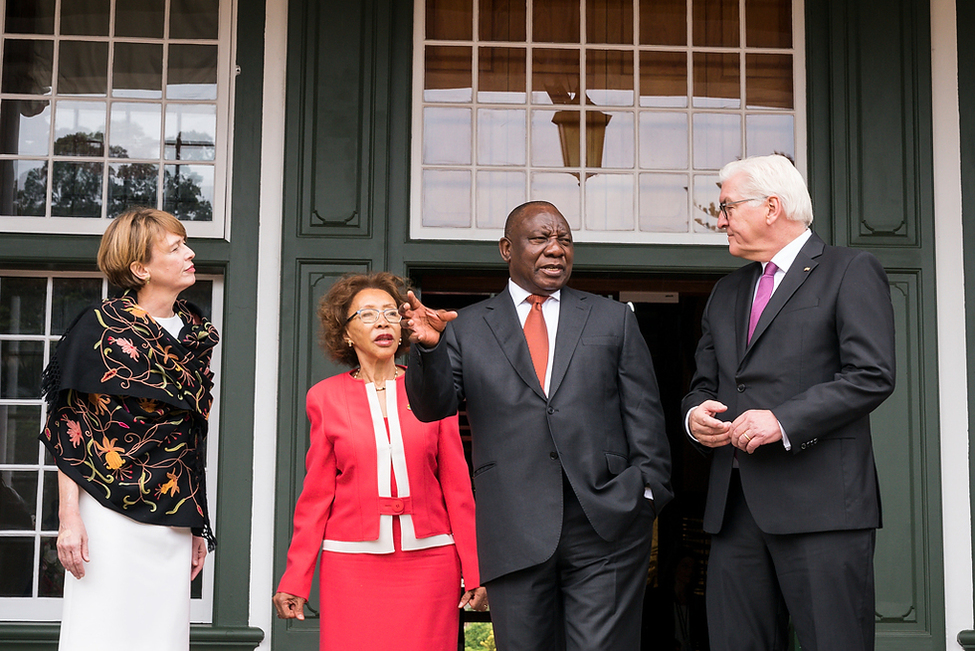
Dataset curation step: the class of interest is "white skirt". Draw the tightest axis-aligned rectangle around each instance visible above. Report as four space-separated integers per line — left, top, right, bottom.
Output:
59 490 192 651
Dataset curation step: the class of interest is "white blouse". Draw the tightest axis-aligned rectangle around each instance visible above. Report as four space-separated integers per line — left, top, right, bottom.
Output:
321 379 456 554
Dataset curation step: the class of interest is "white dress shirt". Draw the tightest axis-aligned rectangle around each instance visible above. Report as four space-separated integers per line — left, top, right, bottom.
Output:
507 279 560 395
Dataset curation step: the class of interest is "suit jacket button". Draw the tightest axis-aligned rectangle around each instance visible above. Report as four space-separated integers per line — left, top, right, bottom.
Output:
737 384 745 393
549 451 558 460
547 407 555 414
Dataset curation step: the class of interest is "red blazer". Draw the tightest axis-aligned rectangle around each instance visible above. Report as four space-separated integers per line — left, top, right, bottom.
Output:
277 369 479 600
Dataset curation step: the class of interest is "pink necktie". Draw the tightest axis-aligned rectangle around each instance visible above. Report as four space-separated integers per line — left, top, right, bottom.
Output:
524 295 548 386
747 262 778 343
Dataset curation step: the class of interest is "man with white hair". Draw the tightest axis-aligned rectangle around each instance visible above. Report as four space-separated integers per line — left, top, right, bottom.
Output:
683 154 896 650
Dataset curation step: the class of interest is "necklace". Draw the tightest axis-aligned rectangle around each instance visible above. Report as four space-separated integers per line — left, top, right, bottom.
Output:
353 367 398 390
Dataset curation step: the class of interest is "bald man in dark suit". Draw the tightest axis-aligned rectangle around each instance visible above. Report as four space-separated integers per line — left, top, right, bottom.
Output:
403 201 672 651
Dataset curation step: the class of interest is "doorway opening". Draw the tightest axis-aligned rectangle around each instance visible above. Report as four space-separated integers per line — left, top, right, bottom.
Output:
410 268 721 651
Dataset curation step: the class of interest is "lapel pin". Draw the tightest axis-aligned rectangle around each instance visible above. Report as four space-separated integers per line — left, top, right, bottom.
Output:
803 267 811 272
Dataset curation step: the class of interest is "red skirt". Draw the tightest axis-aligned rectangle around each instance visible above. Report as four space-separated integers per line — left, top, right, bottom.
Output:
318 528 462 651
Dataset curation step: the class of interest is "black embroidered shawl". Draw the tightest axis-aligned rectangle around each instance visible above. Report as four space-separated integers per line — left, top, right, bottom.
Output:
39 293 220 548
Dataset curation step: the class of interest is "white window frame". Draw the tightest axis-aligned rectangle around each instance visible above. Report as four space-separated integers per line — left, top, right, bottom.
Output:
0 0 237 240
0 270 223 623
410 0 806 244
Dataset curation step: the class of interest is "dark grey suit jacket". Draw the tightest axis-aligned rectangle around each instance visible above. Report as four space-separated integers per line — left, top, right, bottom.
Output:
407 285 673 583
682 232 896 535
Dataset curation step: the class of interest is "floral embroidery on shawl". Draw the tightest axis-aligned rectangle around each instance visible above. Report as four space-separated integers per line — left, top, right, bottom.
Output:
40 293 219 548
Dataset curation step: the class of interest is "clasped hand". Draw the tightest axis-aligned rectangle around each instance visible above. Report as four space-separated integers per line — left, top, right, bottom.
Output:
689 401 781 454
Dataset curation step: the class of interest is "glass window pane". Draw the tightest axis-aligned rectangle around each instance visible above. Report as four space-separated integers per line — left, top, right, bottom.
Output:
5 0 56 35
476 171 526 228
110 102 162 159
165 104 216 161
425 0 472 40
533 0 579 43
478 47 526 104
1 39 54 94
41 472 59 532
113 43 163 99
640 0 686 46
533 109 574 168
692 113 741 169
693 0 739 47
587 0 632 44
0 537 34 596
586 50 633 107
693 52 739 109
51 161 103 217
585 174 634 230
163 164 213 221
0 100 50 155
0 159 47 216
0 340 44 398
639 112 688 169
57 41 109 97
746 0 792 48
3 470 38 527
639 172 689 232
52 277 102 335
53 100 106 156
39 536 64 597
60 0 110 36
595 110 633 169
640 51 687 108
0 276 46 334
425 46 472 103
116 0 165 38
745 53 793 110
109 163 159 217
745 113 794 159
0 405 44 465
423 107 471 165
532 49 580 105
167 45 218 100
170 0 219 40
177 279 213 317
422 170 471 227
530 172 581 229
692 173 721 233
479 0 526 41
477 109 525 166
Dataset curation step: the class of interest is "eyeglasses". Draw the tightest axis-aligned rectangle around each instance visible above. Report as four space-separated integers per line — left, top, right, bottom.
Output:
718 196 767 218
346 308 402 325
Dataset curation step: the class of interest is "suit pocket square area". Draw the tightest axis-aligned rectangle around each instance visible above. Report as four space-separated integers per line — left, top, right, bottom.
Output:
781 298 820 314
473 461 496 478
604 452 627 475
582 335 619 346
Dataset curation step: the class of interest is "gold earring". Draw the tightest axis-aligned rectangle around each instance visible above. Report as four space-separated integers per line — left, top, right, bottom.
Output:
347 340 353 347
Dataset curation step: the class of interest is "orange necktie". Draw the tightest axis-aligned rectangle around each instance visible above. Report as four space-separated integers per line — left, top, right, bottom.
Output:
524 295 549 388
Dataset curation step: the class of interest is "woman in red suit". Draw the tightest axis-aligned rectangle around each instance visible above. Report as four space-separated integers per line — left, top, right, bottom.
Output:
273 272 486 650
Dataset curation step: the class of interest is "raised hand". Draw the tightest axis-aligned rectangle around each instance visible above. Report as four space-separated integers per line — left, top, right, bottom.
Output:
400 290 458 348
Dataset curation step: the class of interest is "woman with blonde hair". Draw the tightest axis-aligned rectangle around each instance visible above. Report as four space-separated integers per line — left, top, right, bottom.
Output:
41 207 219 651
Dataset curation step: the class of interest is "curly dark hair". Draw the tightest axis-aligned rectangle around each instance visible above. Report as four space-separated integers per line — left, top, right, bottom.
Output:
318 272 412 367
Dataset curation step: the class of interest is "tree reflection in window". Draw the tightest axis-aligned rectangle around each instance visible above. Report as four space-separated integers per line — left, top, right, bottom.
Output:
16 132 212 220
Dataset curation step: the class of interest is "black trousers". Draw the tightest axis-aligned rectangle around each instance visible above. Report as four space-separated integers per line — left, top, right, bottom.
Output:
707 470 876 651
486 476 655 651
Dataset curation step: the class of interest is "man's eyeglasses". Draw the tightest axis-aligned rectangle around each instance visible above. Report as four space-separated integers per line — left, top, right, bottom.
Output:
718 196 767 218
346 308 402 325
